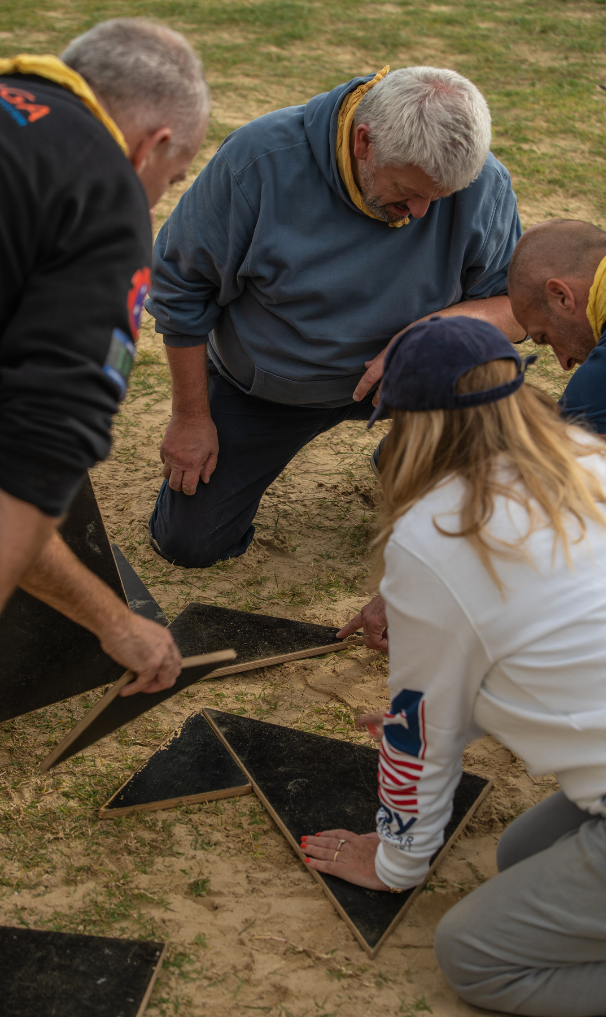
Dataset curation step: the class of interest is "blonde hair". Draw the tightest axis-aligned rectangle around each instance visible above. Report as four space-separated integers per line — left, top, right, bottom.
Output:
375 359 606 589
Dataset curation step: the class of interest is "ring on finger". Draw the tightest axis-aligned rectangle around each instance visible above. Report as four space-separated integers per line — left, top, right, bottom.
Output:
333 837 346 862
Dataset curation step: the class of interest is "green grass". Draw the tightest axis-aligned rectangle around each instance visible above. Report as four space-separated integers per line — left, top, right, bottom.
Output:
1 0 604 217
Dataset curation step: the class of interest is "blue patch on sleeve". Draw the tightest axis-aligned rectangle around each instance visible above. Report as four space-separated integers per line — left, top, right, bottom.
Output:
384 688 425 758
103 328 136 400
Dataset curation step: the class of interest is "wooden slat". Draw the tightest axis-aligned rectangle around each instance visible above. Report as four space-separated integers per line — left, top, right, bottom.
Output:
202 635 365 680
39 650 235 772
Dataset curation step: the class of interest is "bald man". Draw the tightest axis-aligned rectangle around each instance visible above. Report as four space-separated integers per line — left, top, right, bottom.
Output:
508 218 606 434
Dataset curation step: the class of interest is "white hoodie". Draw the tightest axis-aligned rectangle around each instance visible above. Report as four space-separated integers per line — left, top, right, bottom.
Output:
374 451 606 889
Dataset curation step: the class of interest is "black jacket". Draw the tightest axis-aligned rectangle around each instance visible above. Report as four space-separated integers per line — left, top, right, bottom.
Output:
0 73 151 515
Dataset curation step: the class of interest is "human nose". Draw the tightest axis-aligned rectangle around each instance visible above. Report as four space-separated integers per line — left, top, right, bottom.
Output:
406 197 432 218
553 347 576 371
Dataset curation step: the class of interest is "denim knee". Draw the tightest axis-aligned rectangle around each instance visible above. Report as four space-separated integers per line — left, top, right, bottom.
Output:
149 517 254 569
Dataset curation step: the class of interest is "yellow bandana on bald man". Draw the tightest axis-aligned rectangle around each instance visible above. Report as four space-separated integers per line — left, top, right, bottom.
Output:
587 255 606 344
335 65 409 228
0 54 129 156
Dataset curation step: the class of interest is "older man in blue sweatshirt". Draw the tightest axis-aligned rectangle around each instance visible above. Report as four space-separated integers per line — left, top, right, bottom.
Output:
146 65 524 567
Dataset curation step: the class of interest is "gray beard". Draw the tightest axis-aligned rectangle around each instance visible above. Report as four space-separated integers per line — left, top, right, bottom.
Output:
358 161 407 223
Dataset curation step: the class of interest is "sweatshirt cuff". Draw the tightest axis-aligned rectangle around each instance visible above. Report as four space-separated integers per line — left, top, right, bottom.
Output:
161 331 210 348
0 450 85 518
374 840 430 890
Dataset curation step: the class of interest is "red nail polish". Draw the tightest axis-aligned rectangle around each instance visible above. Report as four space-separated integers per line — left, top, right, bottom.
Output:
305 858 310 863
315 833 321 837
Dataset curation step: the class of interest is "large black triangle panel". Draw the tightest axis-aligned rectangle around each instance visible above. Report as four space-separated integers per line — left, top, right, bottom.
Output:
0 474 126 722
203 709 491 957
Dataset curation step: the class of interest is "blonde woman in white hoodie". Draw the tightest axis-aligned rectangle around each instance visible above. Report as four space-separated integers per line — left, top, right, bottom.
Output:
302 315 606 1017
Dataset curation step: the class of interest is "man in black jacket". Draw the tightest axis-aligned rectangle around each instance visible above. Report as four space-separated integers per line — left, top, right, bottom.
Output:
0 19 209 694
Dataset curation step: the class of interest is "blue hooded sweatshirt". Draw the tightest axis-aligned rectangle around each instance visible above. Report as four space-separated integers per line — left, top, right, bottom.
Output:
559 321 606 434
147 73 522 408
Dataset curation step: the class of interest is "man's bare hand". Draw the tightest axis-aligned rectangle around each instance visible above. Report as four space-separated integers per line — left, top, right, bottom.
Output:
160 413 218 496
19 531 182 695
353 324 408 405
337 594 388 651
300 829 389 890
352 348 388 405
98 612 182 696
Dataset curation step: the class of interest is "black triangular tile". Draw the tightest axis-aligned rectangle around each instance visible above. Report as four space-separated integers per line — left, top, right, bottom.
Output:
204 709 490 956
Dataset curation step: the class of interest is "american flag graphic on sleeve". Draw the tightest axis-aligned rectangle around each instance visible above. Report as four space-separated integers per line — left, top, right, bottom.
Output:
379 689 426 815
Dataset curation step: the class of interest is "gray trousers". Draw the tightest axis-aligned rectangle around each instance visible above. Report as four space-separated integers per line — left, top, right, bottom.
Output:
434 791 606 1016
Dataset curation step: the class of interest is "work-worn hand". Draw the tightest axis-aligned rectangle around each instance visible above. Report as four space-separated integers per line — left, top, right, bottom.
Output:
160 413 219 495
352 324 409 406
337 594 388 651
352 348 388 406
99 612 183 696
301 829 389 890
356 711 385 741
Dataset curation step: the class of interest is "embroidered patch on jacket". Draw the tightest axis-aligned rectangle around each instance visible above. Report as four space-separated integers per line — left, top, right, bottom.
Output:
383 688 426 759
103 328 136 399
127 267 151 340
0 84 50 125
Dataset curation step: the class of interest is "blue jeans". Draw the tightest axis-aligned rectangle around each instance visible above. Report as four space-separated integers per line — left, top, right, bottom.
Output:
149 364 376 568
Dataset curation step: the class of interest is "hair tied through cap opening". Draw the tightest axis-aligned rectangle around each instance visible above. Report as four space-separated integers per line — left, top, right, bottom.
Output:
453 353 537 410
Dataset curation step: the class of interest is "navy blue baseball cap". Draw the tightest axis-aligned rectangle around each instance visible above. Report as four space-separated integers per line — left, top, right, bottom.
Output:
368 315 536 427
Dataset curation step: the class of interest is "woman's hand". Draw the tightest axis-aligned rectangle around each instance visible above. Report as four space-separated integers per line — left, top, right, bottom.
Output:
337 594 388 651
300 829 390 890
356 712 385 741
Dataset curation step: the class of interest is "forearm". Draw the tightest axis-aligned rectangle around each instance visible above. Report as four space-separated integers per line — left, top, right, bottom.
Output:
422 295 525 344
375 547 486 887
19 531 129 639
0 488 58 614
354 296 525 402
19 531 182 693
166 343 211 418
162 344 219 493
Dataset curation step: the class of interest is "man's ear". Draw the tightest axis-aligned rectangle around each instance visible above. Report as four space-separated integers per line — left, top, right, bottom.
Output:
129 126 172 173
545 277 578 317
352 123 373 162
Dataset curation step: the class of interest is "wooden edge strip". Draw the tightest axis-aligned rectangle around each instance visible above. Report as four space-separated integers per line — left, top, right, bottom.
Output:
98 783 253 819
98 718 189 811
135 942 168 1017
39 649 236 773
201 710 374 954
202 710 493 958
200 637 365 681
368 778 494 958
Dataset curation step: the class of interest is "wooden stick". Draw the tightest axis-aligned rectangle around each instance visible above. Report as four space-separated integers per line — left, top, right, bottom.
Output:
202 635 365 680
98 783 253 819
135 942 167 1017
39 650 235 773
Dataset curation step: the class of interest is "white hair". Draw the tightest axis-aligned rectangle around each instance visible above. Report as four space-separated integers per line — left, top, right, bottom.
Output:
354 67 491 192
61 18 210 149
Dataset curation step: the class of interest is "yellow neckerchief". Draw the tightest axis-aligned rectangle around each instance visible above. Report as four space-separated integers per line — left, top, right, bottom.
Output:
335 64 408 229
0 54 129 156
587 255 606 343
